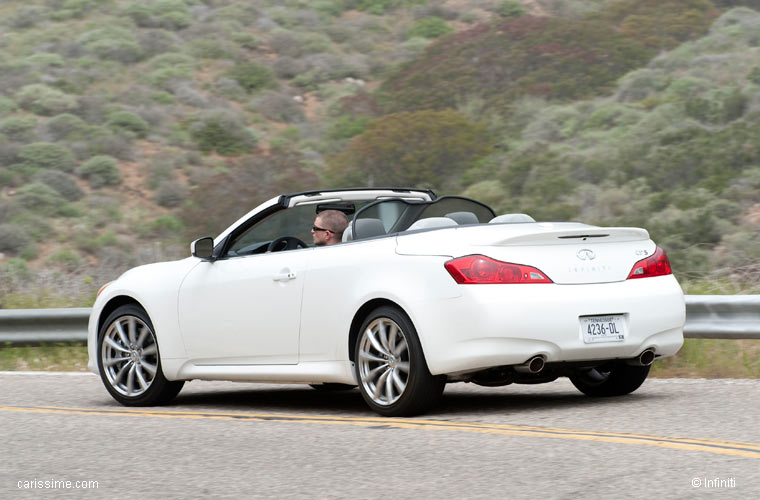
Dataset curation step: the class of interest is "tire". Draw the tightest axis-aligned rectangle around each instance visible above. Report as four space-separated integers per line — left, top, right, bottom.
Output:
569 362 650 397
354 306 445 417
309 383 356 392
97 304 184 406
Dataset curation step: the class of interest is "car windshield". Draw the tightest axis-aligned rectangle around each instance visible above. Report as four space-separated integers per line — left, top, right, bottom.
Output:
350 196 495 239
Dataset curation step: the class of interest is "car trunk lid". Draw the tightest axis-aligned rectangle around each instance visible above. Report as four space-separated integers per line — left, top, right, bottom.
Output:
395 222 654 284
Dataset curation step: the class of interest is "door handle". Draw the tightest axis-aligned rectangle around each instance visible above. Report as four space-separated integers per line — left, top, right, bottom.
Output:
273 271 297 282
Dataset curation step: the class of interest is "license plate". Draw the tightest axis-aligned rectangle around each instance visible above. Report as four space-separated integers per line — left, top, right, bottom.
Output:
580 314 626 343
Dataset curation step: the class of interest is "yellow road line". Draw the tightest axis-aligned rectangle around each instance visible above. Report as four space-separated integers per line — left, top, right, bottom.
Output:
2 405 759 459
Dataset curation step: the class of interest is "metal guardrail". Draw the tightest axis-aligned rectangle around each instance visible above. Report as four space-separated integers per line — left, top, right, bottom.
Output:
682 295 760 340
0 296 758 344
0 308 90 343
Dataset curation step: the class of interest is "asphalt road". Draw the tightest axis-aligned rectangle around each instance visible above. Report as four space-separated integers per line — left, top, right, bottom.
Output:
1 372 758 499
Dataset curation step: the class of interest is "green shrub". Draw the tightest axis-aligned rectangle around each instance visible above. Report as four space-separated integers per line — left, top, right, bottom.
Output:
407 17 453 39
314 1 346 17
188 111 258 156
154 181 187 207
592 0 718 50
0 168 17 188
18 143 76 172
15 84 77 116
151 91 176 105
47 249 82 272
273 56 308 79
22 53 66 68
45 113 88 141
77 155 122 187
0 224 31 255
8 6 45 28
328 115 369 139
148 66 193 89
125 0 192 30
107 111 149 138
356 0 424 15
50 0 104 20
0 117 37 142
138 29 182 57
381 16 651 112
188 38 239 60
225 63 278 93
154 10 192 31
14 183 70 215
0 97 17 117
748 66 760 85
250 91 305 123
328 110 493 191
1 257 30 280
494 0 526 18
78 27 143 63
148 52 195 69
146 214 184 237
34 170 85 201
231 32 259 50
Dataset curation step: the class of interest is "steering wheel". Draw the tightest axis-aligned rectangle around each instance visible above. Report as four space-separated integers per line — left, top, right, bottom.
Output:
267 236 309 252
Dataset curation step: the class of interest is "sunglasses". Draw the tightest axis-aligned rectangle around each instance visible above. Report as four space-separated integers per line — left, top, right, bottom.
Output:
312 225 332 233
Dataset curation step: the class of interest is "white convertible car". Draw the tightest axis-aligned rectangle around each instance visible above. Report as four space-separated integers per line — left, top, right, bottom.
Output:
88 188 685 416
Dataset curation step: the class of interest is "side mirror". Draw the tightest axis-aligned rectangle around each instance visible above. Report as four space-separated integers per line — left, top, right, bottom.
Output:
191 237 214 260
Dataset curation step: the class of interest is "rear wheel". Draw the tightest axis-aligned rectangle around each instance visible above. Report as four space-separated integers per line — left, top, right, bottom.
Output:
97 304 184 406
354 306 445 417
569 362 650 397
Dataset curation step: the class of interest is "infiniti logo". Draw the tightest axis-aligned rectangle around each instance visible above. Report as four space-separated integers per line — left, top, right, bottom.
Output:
577 249 596 260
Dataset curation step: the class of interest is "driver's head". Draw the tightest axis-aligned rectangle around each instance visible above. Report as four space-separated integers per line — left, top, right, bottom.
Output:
312 210 349 246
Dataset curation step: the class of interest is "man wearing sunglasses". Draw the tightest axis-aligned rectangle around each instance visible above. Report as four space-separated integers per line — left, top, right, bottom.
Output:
311 210 349 246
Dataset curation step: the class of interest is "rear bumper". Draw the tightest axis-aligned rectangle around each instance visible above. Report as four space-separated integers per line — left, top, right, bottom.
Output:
409 275 685 375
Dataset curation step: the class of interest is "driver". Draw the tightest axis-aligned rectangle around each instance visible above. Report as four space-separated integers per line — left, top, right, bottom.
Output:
311 210 349 246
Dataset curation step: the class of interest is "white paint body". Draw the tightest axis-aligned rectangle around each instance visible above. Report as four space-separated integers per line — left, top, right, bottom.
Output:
87 190 685 385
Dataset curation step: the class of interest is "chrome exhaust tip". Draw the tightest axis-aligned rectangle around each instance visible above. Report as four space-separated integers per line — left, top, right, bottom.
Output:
627 349 656 366
514 356 545 374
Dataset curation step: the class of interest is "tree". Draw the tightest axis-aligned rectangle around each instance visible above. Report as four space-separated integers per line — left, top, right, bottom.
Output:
327 110 493 191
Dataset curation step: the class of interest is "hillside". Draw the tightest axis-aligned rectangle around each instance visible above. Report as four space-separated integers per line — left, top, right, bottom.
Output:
0 0 758 308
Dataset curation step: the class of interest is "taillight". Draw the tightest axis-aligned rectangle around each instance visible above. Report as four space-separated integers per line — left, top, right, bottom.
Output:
444 255 553 284
627 247 672 279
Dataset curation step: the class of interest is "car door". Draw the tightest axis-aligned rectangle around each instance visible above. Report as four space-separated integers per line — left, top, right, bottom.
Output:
177 247 312 365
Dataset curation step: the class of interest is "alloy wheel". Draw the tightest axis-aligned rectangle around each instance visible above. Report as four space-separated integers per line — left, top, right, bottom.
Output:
101 315 158 397
357 317 409 406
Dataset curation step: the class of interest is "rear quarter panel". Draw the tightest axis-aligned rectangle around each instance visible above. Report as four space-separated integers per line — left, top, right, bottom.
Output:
298 237 459 364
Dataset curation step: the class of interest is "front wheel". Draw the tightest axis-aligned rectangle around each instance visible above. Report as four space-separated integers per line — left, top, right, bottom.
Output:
569 362 650 397
97 304 184 406
354 306 445 417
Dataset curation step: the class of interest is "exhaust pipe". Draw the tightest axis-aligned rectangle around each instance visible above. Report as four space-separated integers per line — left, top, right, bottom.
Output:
627 349 656 366
514 356 545 374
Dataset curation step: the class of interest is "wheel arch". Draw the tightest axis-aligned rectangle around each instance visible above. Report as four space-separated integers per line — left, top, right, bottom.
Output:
97 295 146 336
348 298 408 363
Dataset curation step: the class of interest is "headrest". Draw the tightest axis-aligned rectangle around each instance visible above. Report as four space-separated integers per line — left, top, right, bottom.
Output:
445 211 479 225
341 224 353 242
353 218 386 239
406 217 458 230
489 213 536 223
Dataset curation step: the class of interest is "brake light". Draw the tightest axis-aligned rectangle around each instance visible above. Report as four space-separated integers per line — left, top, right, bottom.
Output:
444 255 553 284
627 247 672 279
